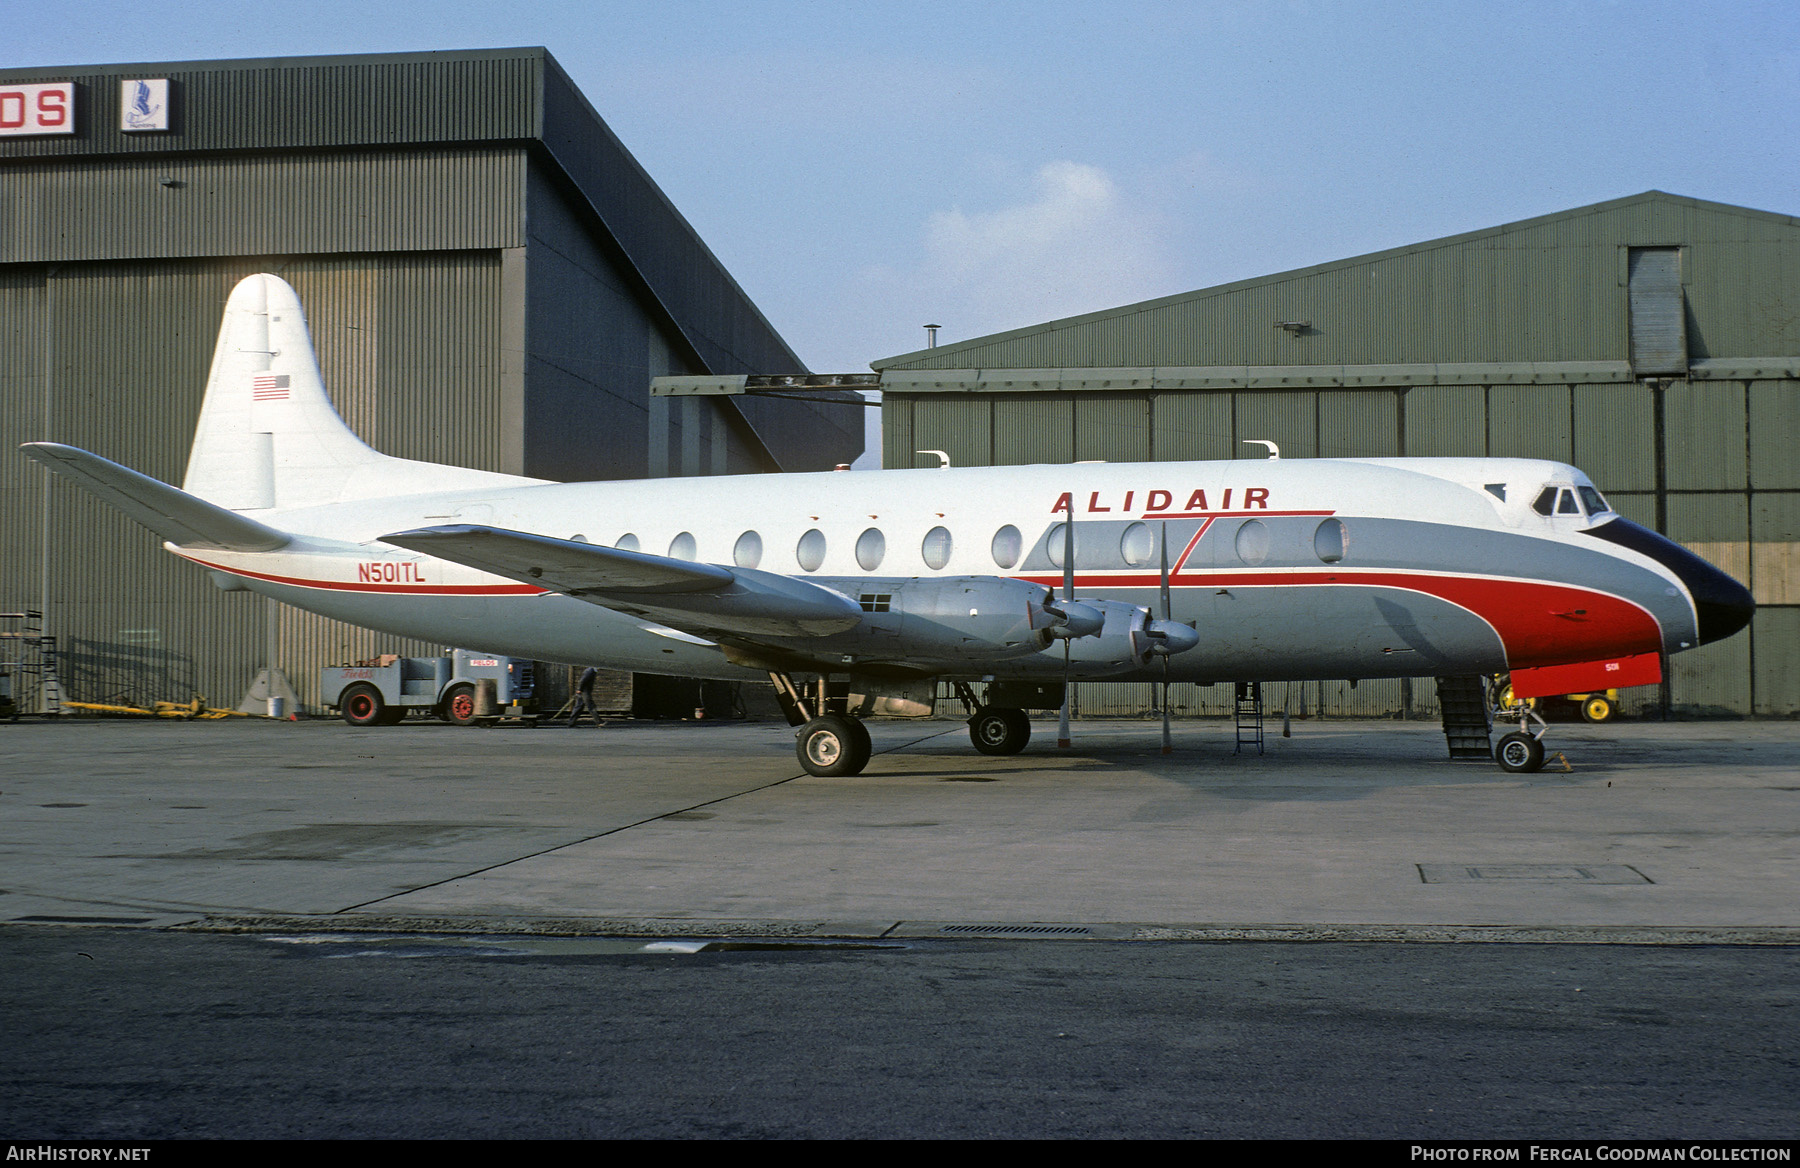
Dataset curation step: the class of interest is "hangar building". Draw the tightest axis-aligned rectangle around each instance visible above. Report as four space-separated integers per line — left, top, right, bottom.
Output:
0 49 861 712
872 192 1800 718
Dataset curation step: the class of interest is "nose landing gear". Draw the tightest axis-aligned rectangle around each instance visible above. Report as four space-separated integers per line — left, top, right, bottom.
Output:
1490 677 1549 773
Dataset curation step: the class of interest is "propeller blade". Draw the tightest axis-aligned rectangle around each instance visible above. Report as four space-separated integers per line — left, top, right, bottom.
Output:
1159 520 1171 622
1059 498 1075 749
1160 521 1173 754
1161 655 1173 756
1062 512 1075 604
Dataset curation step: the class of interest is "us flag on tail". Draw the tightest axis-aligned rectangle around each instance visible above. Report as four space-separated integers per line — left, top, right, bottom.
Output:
252 374 290 401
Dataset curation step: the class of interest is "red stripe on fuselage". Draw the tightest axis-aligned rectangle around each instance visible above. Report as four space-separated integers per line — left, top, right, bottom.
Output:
178 553 547 596
1019 568 1663 668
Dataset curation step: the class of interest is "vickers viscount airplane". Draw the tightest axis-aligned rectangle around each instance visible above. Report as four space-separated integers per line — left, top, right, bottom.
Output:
23 275 1754 776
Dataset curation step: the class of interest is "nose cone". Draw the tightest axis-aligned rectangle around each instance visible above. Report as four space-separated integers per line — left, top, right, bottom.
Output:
1047 600 1105 639
1584 518 1755 645
1146 619 1200 655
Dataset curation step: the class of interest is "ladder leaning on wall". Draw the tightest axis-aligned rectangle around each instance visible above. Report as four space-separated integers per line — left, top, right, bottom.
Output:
0 611 64 718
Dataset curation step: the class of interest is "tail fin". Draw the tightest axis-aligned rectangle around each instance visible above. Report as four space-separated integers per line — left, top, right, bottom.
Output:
183 274 539 511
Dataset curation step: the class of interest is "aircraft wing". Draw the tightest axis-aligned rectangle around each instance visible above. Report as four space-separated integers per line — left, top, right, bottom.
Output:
20 442 290 552
381 524 863 639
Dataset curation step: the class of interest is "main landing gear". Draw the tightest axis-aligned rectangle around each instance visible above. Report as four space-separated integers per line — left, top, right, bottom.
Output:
769 672 874 777
953 683 1031 756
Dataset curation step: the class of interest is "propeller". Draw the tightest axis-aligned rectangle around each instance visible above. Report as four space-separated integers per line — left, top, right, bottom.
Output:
1058 507 1075 749
1158 521 1173 755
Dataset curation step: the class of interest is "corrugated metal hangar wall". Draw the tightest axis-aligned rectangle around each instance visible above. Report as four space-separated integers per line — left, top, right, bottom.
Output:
874 192 1800 718
0 49 861 712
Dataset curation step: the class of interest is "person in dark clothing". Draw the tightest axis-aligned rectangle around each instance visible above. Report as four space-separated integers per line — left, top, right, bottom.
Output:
568 665 600 727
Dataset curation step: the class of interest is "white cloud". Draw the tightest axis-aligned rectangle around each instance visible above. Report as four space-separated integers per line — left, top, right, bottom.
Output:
900 160 1178 344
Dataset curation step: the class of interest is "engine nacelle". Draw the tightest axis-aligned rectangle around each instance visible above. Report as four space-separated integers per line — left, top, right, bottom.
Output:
1048 600 1202 676
823 575 1060 665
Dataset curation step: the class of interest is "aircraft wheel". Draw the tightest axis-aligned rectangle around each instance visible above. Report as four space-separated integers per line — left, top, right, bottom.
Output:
440 683 478 726
340 684 387 727
1494 731 1546 774
1581 695 1616 724
796 714 872 777
969 707 1031 755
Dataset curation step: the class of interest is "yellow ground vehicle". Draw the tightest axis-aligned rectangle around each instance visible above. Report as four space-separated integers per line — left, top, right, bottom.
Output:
1494 680 1619 723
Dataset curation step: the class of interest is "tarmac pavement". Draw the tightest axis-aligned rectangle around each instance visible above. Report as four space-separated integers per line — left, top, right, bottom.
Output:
3 714 1796 941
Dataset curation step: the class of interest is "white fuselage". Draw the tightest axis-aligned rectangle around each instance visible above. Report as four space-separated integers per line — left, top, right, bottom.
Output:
173 455 1704 685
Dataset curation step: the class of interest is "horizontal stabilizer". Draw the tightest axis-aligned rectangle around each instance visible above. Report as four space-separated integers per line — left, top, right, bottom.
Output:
21 442 289 552
382 525 863 639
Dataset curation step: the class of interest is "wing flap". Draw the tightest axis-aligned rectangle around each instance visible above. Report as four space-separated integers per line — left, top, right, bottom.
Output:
382 525 863 638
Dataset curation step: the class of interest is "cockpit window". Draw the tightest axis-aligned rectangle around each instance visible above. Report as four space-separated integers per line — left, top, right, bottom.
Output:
1485 483 1507 502
1533 487 1558 516
1557 489 1582 516
1578 486 1610 515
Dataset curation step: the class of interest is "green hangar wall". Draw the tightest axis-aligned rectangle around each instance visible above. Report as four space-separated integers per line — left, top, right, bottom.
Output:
874 192 1800 718
0 49 861 712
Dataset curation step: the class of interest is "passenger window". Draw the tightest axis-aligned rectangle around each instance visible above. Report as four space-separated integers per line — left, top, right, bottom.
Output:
1235 519 1270 566
796 528 826 572
570 534 589 543
856 527 886 572
733 531 762 569
991 525 1022 570
1314 518 1347 563
669 532 697 560
1046 523 1069 569
922 526 952 570
615 533 640 552
1120 522 1155 567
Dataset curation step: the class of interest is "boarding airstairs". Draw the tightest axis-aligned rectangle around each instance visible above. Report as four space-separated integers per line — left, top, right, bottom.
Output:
1234 681 1264 755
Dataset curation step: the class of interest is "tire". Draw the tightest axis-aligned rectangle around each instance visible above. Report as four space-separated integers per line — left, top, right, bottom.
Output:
339 683 387 727
440 683 478 726
1581 695 1615 724
1494 731 1546 773
969 707 1031 756
796 714 872 777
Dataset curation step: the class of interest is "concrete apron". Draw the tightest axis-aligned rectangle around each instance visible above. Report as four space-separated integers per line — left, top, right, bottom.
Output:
2 717 1795 943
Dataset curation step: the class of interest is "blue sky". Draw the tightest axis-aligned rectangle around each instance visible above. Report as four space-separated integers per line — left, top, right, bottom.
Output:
9 0 1799 379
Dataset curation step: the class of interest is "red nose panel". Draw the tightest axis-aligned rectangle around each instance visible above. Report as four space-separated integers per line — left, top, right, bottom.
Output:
1507 652 1662 700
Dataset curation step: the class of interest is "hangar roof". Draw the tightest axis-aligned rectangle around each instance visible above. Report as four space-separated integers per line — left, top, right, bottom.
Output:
0 48 805 378
874 191 1800 374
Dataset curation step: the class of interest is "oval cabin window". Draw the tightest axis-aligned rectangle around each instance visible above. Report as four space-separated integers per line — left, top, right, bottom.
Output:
796 529 827 572
1313 518 1346 564
991 525 1023 570
1235 519 1270 566
615 533 640 553
856 527 886 572
733 530 763 569
922 526 953 570
1120 522 1155 567
668 532 697 561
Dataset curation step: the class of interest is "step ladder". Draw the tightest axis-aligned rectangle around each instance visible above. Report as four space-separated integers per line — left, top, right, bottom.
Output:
1234 681 1264 755
0 611 64 718
1435 675 1491 761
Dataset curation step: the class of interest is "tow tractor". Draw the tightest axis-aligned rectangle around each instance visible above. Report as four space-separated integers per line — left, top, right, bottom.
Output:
321 650 537 726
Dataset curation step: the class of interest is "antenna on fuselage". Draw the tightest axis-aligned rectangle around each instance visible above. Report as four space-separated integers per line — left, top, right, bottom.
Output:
1242 439 1280 460
916 450 951 469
